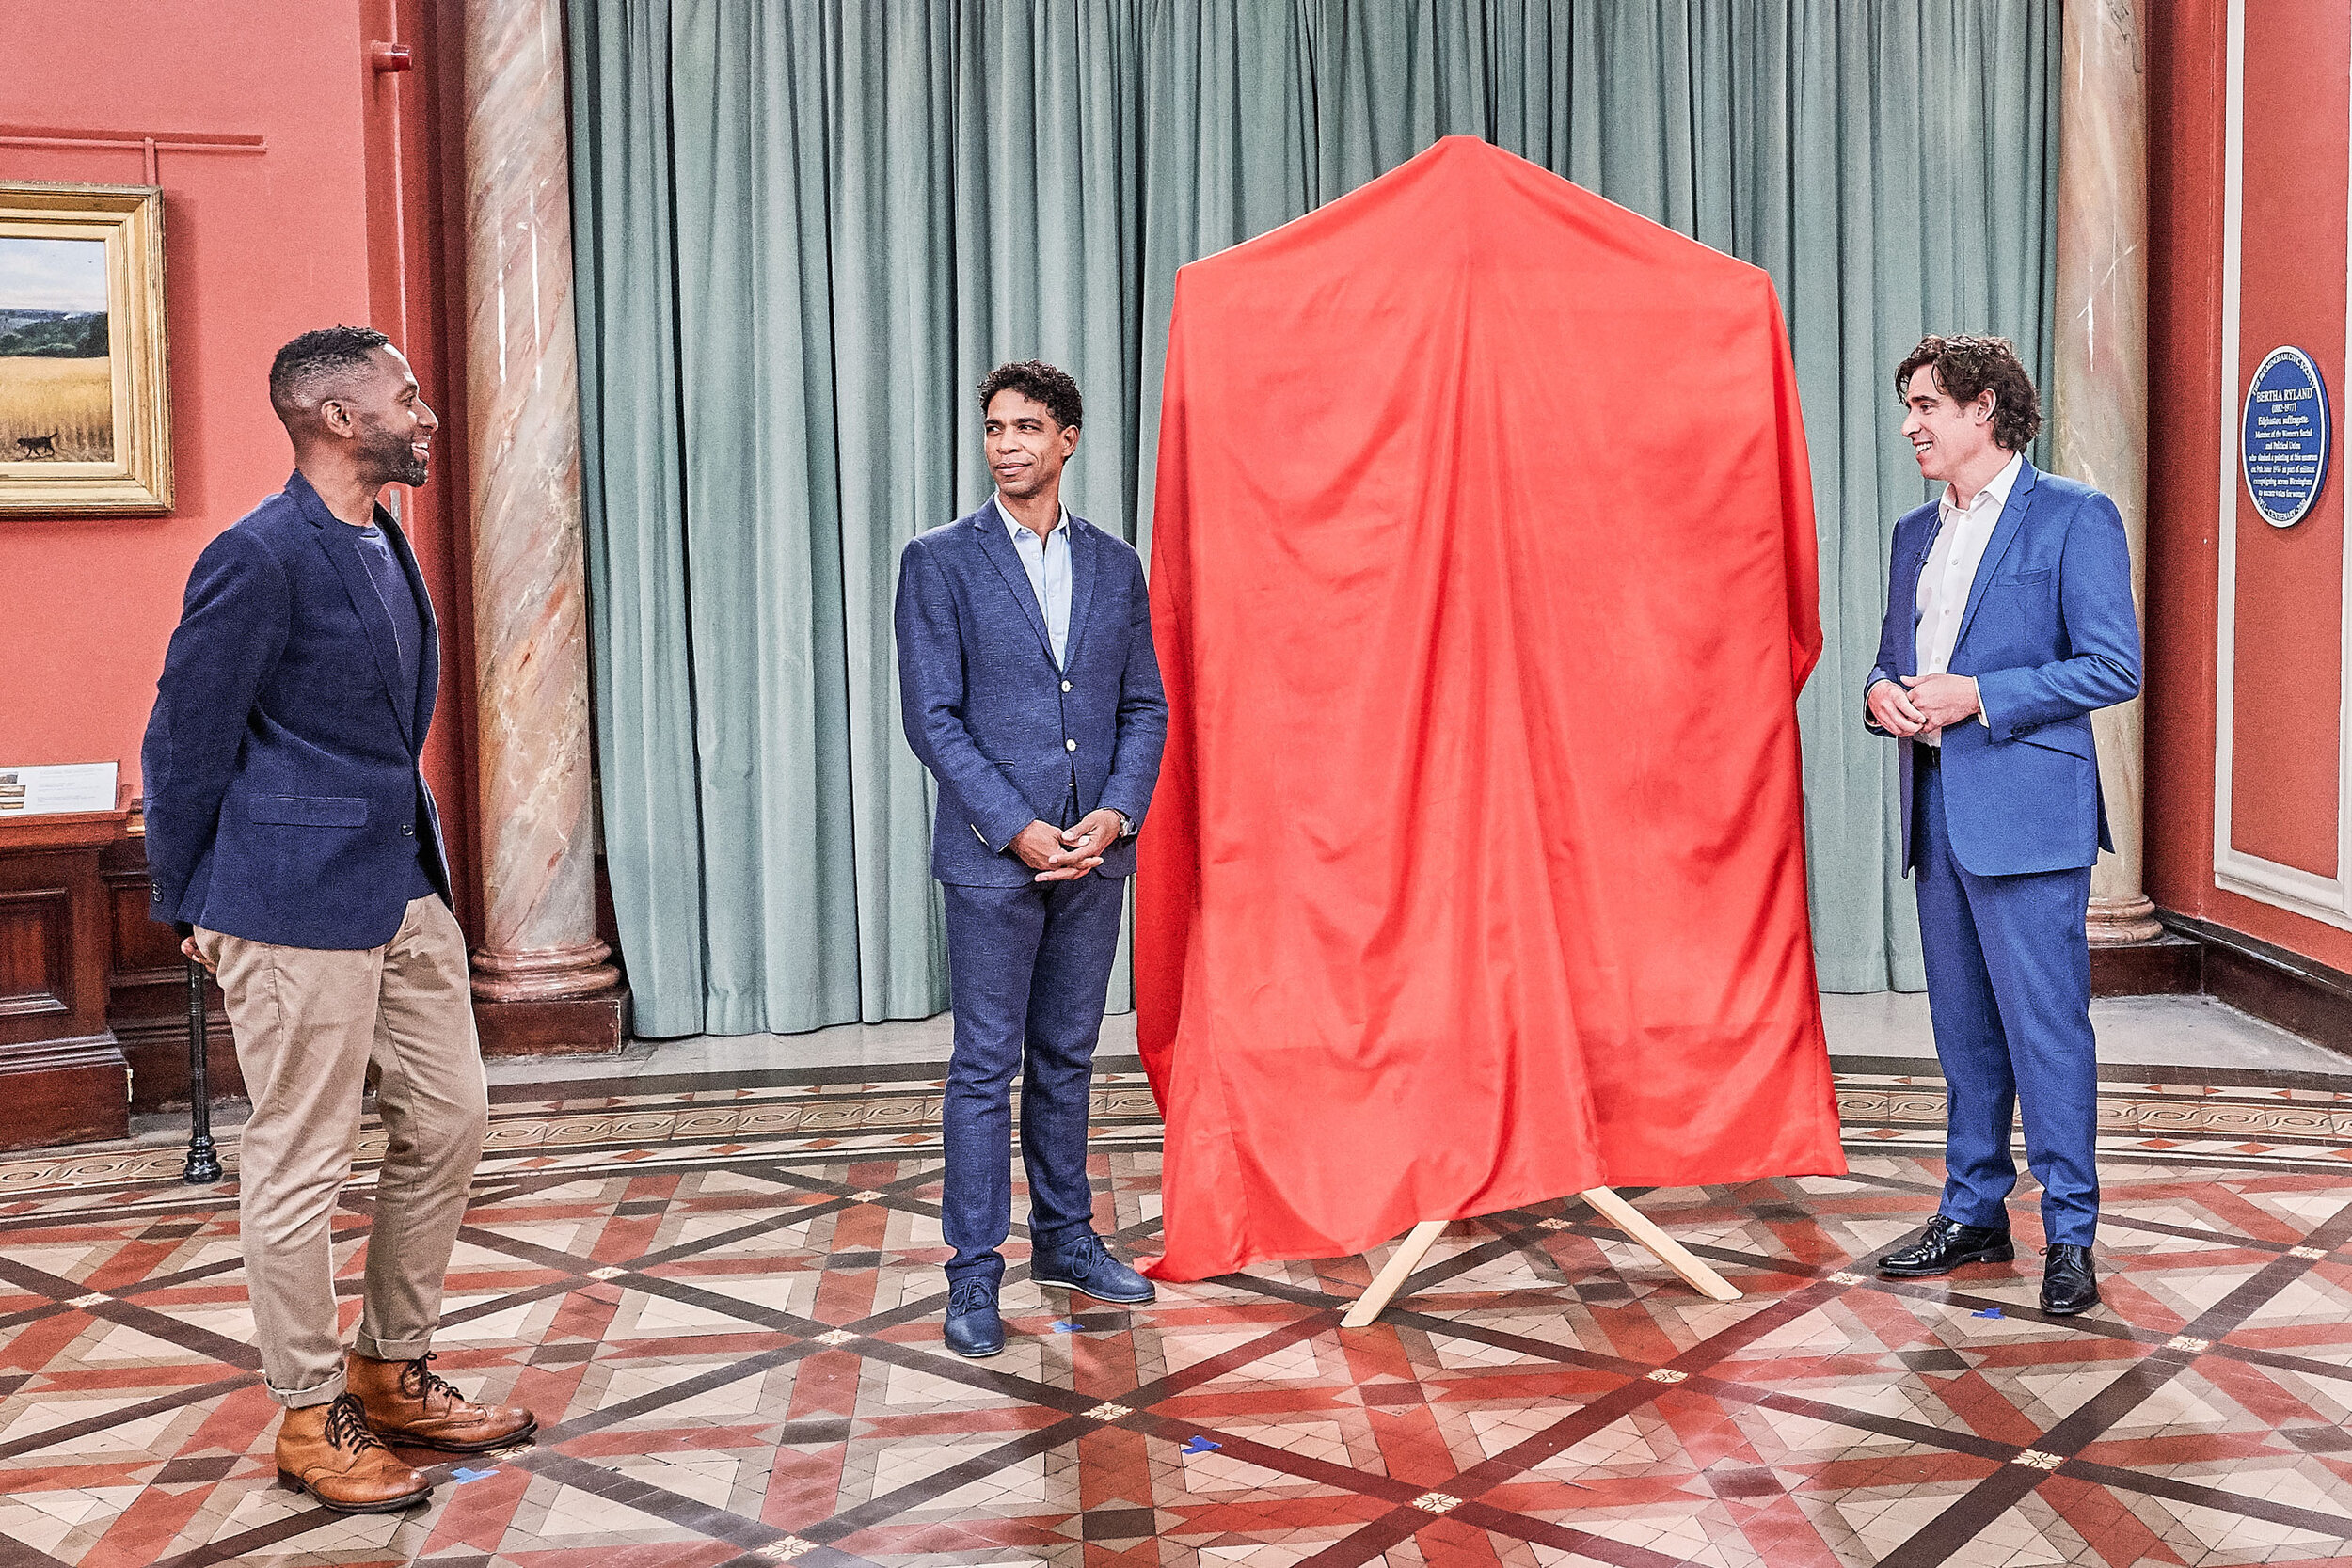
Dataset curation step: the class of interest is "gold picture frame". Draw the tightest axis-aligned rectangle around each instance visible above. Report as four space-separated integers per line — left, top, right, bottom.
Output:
0 182 172 515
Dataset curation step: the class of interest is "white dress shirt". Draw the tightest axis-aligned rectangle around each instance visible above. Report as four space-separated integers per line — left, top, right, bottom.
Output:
1913 451 2022 744
998 493 1072 668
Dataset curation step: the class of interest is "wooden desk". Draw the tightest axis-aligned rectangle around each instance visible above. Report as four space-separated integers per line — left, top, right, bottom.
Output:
0 810 133 1148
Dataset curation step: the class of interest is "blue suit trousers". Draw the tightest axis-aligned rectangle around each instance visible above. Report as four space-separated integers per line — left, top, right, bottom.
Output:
1915 757 2100 1245
940 872 1125 1286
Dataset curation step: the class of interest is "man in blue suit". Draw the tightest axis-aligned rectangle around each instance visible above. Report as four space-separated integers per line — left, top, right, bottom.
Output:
145 328 532 1511
895 360 1168 1356
1865 335 2141 1316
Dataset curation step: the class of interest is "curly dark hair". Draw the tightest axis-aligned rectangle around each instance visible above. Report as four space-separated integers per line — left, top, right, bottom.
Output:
979 360 1083 429
1894 334 2042 452
269 325 392 414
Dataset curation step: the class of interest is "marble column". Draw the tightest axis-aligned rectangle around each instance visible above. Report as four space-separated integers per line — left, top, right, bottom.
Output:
2055 0 2162 944
461 0 619 1002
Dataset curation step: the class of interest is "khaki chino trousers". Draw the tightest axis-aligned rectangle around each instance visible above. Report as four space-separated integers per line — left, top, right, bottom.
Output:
197 894 488 1408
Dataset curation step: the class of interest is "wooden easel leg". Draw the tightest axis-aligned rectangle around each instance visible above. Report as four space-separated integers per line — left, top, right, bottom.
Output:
1576 1187 1742 1302
1341 1190 1740 1328
1340 1218 1449 1327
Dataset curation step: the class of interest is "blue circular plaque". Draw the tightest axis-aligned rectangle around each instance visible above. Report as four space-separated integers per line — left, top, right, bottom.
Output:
2242 346 2331 528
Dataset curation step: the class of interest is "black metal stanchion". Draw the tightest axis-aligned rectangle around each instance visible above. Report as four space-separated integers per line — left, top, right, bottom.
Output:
183 958 222 1185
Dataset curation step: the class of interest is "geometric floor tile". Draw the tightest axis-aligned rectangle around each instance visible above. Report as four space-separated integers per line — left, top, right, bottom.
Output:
4 1059 2352 1565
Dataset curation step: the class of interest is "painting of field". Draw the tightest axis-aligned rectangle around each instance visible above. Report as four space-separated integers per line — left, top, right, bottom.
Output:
0 356 112 463
0 234 114 464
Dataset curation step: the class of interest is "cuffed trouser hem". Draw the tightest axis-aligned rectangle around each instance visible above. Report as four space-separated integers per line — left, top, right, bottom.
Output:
1028 1219 1096 1254
268 1369 348 1411
353 1333 433 1361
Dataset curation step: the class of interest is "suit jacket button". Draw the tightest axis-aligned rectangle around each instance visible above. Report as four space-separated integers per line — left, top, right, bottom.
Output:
1061 680 1073 692
1065 739 1077 752
402 824 415 836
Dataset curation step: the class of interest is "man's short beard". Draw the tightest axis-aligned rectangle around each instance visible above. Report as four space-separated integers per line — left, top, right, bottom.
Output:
358 420 429 488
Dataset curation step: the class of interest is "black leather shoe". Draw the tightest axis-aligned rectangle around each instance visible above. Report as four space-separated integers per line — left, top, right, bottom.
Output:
1030 1232 1156 1304
1876 1215 2015 1277
943 1277 1004 1357
2041 1244 2099 1316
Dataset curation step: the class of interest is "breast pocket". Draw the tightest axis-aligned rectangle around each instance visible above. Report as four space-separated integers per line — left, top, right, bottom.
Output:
1992 568 2052 590
248 795 370 828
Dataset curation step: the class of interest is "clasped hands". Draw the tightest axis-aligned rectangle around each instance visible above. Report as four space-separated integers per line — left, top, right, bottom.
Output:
1012 810 1123 882
1868 673 1980 739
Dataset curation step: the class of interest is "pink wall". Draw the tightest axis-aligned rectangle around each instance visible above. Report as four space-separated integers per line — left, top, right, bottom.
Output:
0 0 480 927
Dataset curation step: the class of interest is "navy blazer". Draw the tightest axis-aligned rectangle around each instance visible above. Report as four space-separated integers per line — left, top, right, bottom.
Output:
1865 460 2142 877
142 471 452 948
895 500 1168 886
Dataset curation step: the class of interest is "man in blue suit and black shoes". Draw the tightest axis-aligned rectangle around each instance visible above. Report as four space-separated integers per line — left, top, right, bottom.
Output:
1866 335 2142 1316
145 329 533 1512
895 361 1168 1357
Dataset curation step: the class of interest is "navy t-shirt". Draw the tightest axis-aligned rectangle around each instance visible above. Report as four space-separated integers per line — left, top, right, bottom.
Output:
355 521 437 902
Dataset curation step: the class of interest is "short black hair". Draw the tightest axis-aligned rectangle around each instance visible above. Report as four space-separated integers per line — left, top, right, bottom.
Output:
270 325 392 414
979 360 1082 429
1895 334 2042 452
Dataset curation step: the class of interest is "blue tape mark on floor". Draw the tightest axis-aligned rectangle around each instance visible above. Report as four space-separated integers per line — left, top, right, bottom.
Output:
452 1467 499 1482
1180 1436 1221 1454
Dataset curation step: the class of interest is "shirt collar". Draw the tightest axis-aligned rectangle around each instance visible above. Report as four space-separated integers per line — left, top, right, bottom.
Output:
995 493 1069 543
1941 451 2025 519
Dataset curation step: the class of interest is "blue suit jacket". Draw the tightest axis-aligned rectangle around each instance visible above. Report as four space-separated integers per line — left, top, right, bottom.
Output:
895 501 1168 886
142 471 452 948
1866 461 2141 877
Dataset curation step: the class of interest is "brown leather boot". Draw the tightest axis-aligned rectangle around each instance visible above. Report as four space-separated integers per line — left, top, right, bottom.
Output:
275 1394 432 1513
348 1351 537 1453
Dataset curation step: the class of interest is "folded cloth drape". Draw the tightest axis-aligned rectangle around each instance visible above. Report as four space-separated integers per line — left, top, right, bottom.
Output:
1136 136 1846 1283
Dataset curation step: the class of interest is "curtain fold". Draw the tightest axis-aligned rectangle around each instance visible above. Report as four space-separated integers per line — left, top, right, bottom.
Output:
569 0 2059 1037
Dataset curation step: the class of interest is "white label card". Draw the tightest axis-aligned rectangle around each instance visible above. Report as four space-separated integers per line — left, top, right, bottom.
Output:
0 762 119 816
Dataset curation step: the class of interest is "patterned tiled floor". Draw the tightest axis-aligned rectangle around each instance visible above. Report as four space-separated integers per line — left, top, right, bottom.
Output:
7 1059 2352 1566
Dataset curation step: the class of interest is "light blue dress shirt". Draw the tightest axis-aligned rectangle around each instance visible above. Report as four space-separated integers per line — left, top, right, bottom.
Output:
998 493 1072 667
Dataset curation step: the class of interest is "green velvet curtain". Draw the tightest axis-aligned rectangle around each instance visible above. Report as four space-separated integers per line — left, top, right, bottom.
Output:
569 0 2058 1038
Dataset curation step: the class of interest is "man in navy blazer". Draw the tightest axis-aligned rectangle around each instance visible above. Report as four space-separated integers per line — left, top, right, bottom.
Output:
895 360 1167 1356
144 328 532 1511
1864 335 2141 1315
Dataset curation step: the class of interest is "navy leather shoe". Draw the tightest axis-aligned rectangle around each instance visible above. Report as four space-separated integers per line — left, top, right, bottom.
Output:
1876 1215 2014 1278
1030 1232 1155 1305
943 1277 1004 1357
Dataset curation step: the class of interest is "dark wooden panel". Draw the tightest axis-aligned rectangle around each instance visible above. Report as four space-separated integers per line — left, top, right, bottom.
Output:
0 842 110 1045
476 989 630 1058
0 816 132 1148
0 1037 129 1149
2162 913 2352 1062
106 863 187 988
2206 943 2352 1059
2090 933 2205 998
103 833 246 1113
0 885 72 1027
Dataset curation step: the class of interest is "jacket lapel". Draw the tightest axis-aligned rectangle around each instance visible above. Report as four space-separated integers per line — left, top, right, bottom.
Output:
290 472 418 751
381 505 438 743
1953 459 2039 653
1901 513 1934 675
972 499 1056 664
1060 515 1101 671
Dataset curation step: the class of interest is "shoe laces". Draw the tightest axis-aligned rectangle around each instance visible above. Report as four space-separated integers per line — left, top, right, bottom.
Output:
1052 1232 1109 1277
399 1352 466 1409
948 1279 995 1315
325 1394 390 1455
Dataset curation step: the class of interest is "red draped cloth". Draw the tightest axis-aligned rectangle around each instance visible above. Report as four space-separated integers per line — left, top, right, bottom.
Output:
1136 136 1846 1282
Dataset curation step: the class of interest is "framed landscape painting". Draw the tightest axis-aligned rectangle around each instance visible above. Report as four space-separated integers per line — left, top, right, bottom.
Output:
0 182 171 515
